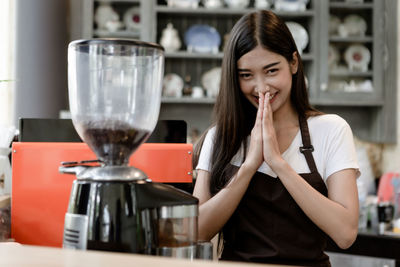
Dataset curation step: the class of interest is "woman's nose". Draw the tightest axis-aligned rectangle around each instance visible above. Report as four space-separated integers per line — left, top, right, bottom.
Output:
255 83 270 94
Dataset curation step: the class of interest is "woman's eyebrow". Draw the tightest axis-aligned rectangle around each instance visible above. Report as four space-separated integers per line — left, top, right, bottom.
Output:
263 61 280 69
237 61 280 72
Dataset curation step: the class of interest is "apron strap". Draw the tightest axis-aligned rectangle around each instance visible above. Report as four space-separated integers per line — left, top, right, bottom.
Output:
299 116 318 173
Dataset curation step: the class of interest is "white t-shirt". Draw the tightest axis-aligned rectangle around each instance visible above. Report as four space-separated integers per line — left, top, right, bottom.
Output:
196 114 360 184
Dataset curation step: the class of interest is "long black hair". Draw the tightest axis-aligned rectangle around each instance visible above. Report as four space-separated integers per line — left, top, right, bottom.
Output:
194 10 320 196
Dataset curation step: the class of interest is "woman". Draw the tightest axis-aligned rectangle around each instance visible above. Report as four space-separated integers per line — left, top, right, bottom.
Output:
193 10 359 266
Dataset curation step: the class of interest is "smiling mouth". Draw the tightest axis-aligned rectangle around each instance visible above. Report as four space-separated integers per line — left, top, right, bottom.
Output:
254 92 276 102
268 93 276 100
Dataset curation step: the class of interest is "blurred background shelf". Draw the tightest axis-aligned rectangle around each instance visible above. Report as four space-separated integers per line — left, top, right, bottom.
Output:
329 2 374 9
93 30 140 38
69 0 397 143
329 36 373 42
155 5 316 17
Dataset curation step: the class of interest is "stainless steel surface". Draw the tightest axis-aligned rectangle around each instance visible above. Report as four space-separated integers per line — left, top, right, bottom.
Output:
157 216 197 247
63 213 88 250
196 241 213 260
158 205 198 219
59 165 88 176
156 245 196 259
327 252 395 267
77 166 148 181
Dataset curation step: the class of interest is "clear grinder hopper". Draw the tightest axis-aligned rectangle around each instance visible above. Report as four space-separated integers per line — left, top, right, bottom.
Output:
62 39 202 259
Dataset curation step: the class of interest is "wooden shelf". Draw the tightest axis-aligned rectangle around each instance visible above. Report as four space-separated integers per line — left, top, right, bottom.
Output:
73 0 398 143
329 36 373 43
165 51 224 59
329 2 374 9
162 97 215 104
329 70 373 77
300 53 315 61
155 6 316 17
94 0 141 3
165 51 314 60
312 97 383 107
93 30 140 38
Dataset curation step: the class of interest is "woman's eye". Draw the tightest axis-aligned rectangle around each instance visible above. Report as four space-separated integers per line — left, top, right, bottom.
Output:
266 68 278 74
239 73 251 79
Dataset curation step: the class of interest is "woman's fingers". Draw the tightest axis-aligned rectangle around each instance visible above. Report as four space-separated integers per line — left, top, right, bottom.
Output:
257 91 264 123
262 92 270 127
245 91 265 172
263 92 273 122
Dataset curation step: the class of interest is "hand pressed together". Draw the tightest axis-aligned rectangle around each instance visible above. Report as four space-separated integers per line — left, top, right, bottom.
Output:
243 92 264 172
244 91 284 173
261 91 284 168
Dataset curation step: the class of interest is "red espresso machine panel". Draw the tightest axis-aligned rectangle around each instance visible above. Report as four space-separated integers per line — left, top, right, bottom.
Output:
11 142 193 247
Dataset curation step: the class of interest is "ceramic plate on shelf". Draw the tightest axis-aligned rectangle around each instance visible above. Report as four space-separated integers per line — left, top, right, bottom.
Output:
184 25 221 54
339 14 367 37
286 21 309 55
123 7 141 31
224 0 250 9
201 67 221 98
344 44 371 72
162 73 184 97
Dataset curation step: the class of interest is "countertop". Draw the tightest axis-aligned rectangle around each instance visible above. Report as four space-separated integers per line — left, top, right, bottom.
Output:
326 228 400 265
0 243 284 267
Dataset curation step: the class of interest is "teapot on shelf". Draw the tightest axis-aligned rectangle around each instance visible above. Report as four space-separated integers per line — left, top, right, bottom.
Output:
160 23 182 53
94 2 122 31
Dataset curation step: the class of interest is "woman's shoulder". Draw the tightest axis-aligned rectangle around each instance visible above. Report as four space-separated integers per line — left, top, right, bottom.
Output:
199 125 217 149
204 125 217 140
308 114 349 129
307 114 352 138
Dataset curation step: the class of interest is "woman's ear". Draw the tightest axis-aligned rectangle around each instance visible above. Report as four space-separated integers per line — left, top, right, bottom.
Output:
290 51 299 74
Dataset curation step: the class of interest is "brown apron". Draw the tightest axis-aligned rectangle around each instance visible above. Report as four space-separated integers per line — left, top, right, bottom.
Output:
220 116 331 266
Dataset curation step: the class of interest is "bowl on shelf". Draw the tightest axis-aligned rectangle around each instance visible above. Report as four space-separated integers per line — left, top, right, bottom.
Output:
224 0 250 9
167 0 200 8
255 0 271 9
274 0 309 12
202 0 224 9
163 73 184 97
286 21 309 55
94 2 119 31
338 14 367 37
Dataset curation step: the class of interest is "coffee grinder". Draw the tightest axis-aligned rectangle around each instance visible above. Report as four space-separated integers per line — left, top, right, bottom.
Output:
61 39 200 259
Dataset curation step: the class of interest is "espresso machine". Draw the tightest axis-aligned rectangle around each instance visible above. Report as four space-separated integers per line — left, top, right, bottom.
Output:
60 39 205 259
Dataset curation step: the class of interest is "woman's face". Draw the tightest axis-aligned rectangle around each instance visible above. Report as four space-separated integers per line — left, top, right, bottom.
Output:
237 45 298 113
